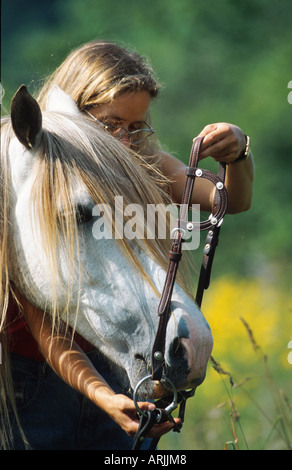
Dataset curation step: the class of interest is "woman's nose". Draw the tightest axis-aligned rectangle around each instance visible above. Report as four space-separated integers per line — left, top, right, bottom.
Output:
120 133 130 147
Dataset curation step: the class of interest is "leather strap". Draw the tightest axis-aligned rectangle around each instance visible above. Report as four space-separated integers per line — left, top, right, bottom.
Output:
131 408 170 450
133 137 228 450
195 225 221 308
151 136 227 380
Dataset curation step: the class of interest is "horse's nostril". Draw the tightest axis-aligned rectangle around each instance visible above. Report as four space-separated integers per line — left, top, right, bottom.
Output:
134 354 150 369
134 354 144 361
169 337 185 358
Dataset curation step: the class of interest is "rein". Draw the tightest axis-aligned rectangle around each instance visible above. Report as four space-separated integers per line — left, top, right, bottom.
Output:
132 136 228 450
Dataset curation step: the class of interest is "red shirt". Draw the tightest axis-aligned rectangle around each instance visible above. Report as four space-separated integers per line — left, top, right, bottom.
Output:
6 295 94 362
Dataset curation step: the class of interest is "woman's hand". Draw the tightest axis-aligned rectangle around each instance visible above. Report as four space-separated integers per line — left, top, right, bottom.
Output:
18 291 180 441
158 118 254 213
103 393 181 439
198 122 246 164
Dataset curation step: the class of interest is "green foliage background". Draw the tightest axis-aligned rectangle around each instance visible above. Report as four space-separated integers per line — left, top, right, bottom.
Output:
2 0 292 277
1 0 291 450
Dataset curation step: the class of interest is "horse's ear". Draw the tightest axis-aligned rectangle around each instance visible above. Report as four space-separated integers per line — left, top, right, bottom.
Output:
11 85 42 150
46 85 80 115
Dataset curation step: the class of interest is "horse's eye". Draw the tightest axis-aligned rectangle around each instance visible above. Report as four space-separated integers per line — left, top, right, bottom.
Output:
76 203 93 224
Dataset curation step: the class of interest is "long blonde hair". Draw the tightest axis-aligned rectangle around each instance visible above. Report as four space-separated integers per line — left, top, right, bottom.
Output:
37 40 160 110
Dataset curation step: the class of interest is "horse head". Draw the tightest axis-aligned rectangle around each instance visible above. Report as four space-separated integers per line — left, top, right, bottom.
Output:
2 85 213 398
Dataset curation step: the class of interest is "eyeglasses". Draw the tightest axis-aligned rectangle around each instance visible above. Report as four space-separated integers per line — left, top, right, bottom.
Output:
84 110 155 145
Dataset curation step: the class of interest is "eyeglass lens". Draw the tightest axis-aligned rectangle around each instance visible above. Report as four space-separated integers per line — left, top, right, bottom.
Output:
84 110 154 144
105 124 154 144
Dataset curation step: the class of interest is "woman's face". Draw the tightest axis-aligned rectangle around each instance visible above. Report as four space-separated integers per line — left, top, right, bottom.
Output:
88 90 152 147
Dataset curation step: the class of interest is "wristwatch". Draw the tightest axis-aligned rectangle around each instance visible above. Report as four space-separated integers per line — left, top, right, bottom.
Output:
232 135 251 163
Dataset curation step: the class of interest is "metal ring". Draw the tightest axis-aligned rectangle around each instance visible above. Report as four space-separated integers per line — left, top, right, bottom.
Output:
133 375 178 417
171 227 186 238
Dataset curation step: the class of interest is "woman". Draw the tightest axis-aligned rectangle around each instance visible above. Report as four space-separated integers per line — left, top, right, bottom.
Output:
37 40 253 213
3 40 254 450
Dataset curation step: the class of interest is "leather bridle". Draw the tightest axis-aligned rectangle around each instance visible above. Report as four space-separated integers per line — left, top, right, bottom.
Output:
132 136 228 450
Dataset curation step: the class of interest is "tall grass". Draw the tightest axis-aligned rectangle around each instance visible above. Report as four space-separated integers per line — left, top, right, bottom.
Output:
208 321 292 451
159 276 292 450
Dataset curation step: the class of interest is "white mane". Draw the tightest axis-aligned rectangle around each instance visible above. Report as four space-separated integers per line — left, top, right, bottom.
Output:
0 87 213 444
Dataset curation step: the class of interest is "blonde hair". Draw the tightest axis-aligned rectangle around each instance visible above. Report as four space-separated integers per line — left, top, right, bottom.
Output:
0 117 29 448
37 40 160 110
